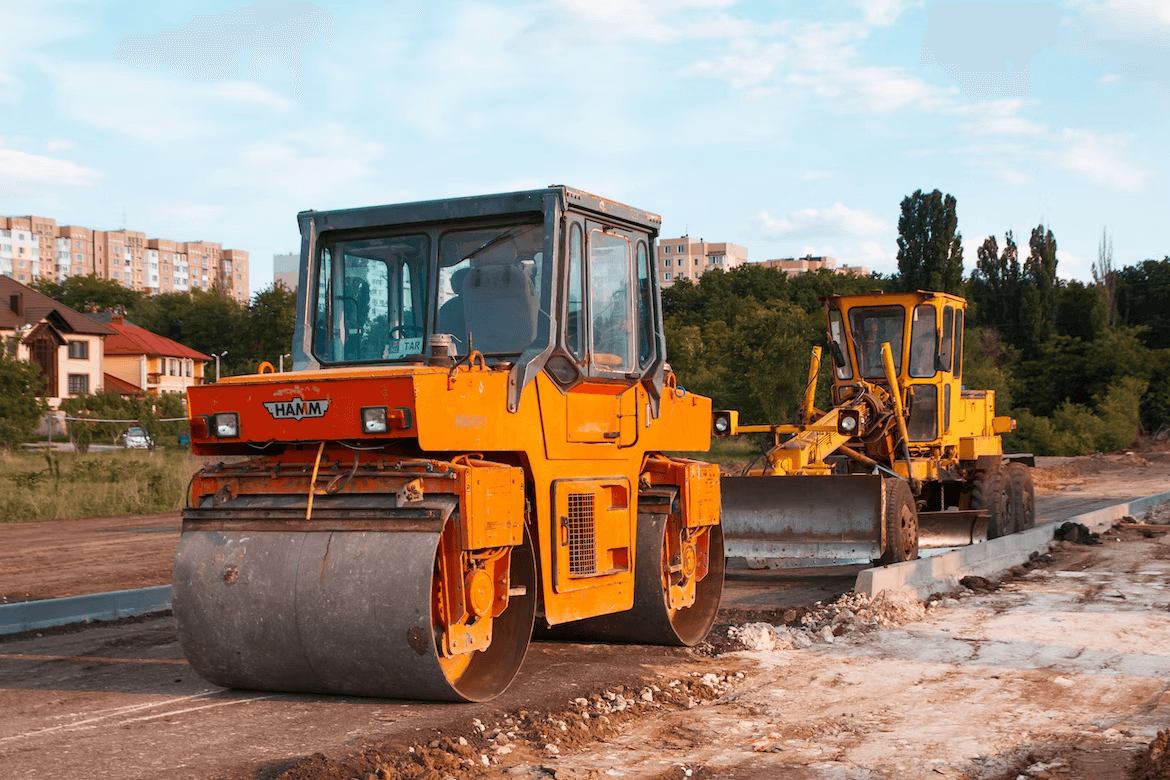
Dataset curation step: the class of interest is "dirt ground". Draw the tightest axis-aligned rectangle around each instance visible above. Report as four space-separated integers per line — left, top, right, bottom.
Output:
1 449 1169 780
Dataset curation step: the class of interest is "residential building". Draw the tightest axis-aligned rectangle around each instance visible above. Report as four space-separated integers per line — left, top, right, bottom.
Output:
0 217 42 284
0 213 251 303
97 313 211 396
274 252 299 291
0 275 112 407
757 255 871 277
656 236 748 287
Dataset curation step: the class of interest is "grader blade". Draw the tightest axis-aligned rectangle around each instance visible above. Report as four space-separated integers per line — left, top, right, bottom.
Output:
917 510 988 549
720 474 886 567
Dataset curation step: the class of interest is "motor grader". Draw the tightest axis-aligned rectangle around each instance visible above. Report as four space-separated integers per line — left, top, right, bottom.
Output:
174 187 723 702
713 290 1034 567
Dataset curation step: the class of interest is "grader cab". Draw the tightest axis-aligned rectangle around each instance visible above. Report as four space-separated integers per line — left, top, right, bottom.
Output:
716 291 1034 567
173 187 724 702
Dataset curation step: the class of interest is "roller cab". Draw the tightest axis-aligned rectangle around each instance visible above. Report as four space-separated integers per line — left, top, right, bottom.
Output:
175 187 723 702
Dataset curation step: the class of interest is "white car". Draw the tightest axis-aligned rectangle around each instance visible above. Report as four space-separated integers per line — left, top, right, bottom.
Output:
123 426 153 450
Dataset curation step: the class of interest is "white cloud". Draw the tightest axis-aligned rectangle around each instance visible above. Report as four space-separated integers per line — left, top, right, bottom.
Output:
851 0 925 28
0 144 101 191
44 62 294 142
1056 248 1093 282
800 170 834 181
1053 129 1151 191
757 203 888 240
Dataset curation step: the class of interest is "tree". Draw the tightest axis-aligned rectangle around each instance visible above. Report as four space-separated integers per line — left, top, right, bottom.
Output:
970 231 1022 343
1022 224 1059 347
30 273 143 312
247 282 297 369
1092 228 1117 328
896 189 963 294
1116 257 1170 349
0 344 50 448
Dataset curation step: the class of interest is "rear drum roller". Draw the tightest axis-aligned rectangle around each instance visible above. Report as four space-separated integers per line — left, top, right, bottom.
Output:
548 513 725 646
877 478 919 565
1005 463 1035 533
172 519 536 702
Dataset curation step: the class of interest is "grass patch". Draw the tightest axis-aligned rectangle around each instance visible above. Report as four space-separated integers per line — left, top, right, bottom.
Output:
0 448 198 523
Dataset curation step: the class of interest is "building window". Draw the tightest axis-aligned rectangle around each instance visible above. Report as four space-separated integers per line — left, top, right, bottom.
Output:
68 374 89 394
185 361 192 377
67 340 88 360
113 271 120 280
678 245 684 253
663 259 671 267
664 272 671 281
663 246 671 254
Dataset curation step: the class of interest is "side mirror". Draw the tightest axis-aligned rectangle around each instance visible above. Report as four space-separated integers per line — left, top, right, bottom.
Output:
829 341 847 368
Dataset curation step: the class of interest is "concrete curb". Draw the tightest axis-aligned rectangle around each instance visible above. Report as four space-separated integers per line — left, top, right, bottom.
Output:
855 489 1170 599
0 585 171 636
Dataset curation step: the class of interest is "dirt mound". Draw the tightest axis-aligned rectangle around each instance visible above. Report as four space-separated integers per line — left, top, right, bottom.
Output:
1131 729 1170 780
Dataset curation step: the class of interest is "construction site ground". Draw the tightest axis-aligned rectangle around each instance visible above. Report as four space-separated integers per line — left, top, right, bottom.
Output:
1 450 1168 779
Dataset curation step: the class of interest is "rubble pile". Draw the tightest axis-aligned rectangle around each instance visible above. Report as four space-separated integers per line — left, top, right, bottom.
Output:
726 587 930 651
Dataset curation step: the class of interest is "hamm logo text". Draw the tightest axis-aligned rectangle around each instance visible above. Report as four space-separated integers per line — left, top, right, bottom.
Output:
264 397 331 421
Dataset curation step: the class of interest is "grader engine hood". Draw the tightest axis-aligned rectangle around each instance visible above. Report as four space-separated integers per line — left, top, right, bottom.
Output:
186 372 418 454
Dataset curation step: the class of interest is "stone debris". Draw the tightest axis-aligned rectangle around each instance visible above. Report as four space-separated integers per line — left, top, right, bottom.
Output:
725 587 932 652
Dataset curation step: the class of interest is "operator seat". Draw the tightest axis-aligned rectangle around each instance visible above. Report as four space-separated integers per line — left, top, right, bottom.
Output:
461 262 538 353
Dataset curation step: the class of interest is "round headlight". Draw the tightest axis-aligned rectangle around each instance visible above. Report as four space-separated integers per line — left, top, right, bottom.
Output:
839 414 858 434
714 416 730 433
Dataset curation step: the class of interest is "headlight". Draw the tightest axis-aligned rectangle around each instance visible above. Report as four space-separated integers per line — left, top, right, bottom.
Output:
837 410 860 436
214 412 240 438
361 406 389 434
712 410 738 436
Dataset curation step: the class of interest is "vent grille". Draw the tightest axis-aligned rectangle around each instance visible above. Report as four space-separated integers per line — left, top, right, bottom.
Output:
566 493 597 576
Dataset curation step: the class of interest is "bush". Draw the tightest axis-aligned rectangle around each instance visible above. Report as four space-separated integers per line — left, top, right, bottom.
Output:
1006 376 1145 455
0 348 49 448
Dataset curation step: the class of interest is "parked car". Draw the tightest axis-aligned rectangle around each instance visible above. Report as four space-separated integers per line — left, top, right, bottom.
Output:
123 426 153 450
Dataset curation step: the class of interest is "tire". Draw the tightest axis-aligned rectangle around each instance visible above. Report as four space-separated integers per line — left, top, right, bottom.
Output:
877 478 919 565
1005 463 1035 533
970 466 1010 538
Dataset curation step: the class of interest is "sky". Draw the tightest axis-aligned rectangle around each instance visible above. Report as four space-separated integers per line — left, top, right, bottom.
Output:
1 0 1166 296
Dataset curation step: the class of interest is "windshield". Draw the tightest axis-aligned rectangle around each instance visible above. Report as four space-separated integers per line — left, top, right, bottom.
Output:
848 305 905 379
436 222 547 356
313 234 429 362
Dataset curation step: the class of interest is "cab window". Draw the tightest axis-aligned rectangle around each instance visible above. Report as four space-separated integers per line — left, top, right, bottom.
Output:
314 234 428 363
636 241 655 367
848 305 904 379
909 304 937 378
589 231 633 372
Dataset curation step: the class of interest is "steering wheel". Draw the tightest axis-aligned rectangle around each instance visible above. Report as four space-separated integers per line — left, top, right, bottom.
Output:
390 325 423 339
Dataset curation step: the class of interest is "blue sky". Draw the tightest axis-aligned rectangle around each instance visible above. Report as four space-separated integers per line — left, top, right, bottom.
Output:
1 0 1166 295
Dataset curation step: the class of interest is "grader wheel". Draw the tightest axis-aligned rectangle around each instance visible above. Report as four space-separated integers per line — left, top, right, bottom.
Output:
1005 463 1036 533
971 467 1010 538
877 478 919 565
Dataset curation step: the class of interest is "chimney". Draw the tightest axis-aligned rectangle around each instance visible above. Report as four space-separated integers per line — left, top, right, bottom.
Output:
111 314 125 325
9 293 21 317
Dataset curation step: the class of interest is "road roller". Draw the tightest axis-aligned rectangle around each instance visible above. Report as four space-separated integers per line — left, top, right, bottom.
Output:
174 186 724 702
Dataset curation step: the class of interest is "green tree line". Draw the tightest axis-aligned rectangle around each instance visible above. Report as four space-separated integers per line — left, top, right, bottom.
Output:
664 189 1169 457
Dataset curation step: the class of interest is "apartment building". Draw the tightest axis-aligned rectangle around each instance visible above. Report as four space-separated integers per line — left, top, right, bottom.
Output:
757 255 871 277
656 236 748 287
273 252 299 291
0 214 251 304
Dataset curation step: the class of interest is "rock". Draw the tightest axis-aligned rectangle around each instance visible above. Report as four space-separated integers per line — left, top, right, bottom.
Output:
819 625 836 643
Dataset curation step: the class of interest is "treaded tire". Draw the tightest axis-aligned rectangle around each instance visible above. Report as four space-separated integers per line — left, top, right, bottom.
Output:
1005 462 1035 533
877 478 918 565
971 466 1010 538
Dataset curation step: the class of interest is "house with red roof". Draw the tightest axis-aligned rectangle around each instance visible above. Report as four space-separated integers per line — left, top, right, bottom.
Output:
101 314 212 396
0 275 113 405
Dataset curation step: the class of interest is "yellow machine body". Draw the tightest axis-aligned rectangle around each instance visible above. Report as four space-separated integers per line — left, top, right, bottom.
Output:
717 291 1034 565
174 187 724 702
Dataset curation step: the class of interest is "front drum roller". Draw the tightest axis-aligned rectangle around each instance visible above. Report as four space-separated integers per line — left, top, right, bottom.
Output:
172 519 536 702
551 512 725 646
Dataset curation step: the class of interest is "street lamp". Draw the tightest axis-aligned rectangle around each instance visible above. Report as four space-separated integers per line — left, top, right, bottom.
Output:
215 350 228 382
279 352 292 372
